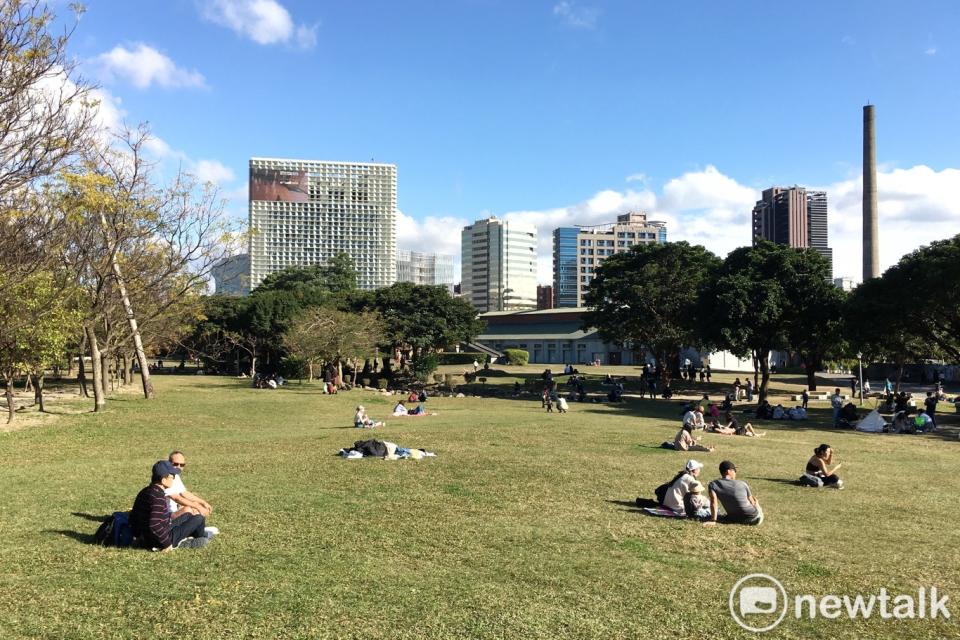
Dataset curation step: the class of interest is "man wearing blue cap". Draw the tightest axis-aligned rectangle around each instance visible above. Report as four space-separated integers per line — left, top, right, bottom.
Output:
130 460 210 550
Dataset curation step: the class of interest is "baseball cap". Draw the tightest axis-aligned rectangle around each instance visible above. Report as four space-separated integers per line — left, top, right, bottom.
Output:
719 460 737 475
152 460 181 479
685 459 704 472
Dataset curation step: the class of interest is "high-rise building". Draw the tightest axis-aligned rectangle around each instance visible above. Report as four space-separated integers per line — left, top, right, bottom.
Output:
833 277 855 292
248 158 397 290
751 186 832 279
537 284 553 310
396 251 454 291
553 212 667 308
461 216 537 313
211 254 251 295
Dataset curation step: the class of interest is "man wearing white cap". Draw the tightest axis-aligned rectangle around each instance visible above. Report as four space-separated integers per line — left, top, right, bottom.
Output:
663 459 707 517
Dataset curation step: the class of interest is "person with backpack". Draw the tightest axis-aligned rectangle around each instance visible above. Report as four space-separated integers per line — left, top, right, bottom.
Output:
130 460 210 551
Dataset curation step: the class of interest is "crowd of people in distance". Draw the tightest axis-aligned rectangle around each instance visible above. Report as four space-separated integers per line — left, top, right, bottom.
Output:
251 372 286 389
128 451 218 551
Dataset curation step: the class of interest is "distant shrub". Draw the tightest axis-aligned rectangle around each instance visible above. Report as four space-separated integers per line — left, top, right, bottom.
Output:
411 353 439 382
432 373 444 384
361 378 371 387
504 349 529 366
376 378 388 390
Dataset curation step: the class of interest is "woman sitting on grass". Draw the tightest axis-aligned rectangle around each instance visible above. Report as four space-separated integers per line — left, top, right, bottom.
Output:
674 424 714 452
392 401 436 417
805 444 843 489
354 406 383 429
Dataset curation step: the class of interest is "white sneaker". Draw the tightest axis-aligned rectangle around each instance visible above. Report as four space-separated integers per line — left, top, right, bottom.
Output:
204 526 220 538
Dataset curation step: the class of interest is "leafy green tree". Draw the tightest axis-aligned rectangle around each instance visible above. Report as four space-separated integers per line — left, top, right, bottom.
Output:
584 241 722 387
255 253 358 298
891 235 960 361
844 276 930 392
787 276 847 391
359 283 483 364
282 307 383 387
0 271 82 423
701 242 833 402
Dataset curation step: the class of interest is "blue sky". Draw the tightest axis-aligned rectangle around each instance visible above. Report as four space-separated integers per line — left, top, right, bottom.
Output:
67 0 960 282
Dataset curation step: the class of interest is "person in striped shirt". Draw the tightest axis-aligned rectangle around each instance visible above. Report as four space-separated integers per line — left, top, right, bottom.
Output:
130 460 209 551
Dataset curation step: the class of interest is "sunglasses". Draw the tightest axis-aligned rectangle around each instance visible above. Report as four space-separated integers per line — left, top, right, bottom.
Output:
171 462 186 468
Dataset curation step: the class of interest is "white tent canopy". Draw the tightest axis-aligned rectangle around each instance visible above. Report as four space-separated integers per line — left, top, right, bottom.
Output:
856 409 888 433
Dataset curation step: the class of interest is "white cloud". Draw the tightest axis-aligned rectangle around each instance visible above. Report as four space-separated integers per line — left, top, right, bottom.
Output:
625 172 647 184
192 159 236 185
925 47 937 56
819 165 960 281
397 209 468 279
552 1 599 29
200 0 317 48
95 43 206 89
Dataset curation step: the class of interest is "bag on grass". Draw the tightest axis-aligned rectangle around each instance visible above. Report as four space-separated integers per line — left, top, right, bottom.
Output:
94 511 133 547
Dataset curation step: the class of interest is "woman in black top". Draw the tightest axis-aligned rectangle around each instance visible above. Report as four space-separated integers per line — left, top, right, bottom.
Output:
806 444 843 488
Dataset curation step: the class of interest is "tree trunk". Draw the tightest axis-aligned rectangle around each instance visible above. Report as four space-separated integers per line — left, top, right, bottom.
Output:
119 354 127 385
248 355 257 378
752 350 760 389
351 358 359 387
307 361 313 382
4 374 15 424
335 357 344 388
895 358 904 393
805 354 818 391
24 375 33 393
757 350 771 403
100 353 111 396
77 351 89 398
86 326 105 412
100 211 154 399
31 372 44 412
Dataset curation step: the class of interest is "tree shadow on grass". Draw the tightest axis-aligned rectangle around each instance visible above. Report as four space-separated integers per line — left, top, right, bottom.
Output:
72 512 109 522
745 476 804 487
46 529 97 544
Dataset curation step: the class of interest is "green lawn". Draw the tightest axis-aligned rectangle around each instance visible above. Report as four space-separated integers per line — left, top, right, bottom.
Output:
1 375 958 639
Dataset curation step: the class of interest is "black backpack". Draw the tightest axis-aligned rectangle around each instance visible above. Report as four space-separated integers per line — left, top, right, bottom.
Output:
94 511 133 547
654 471 689 506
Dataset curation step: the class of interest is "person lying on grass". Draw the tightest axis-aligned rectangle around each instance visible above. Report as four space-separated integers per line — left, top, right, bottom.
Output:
702 460 763 527
354 406 384 428
392 401 436 417
130 460 212 550
708 412 765 437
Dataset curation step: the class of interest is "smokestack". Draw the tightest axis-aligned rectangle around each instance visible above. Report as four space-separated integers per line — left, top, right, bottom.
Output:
862 105 879 280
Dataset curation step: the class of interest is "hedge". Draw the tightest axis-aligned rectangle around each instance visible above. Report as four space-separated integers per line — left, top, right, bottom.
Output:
504 348 529 366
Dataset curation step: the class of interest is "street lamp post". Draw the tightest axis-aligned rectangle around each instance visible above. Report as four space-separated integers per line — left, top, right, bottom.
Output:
856 351 864 406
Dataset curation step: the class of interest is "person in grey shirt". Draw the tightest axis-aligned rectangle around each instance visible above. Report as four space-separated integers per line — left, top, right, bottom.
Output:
703 460 763 526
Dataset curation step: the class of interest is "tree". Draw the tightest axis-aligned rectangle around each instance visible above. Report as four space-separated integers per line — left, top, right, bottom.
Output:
701 242 833 403
844 276 929 392
891 235 960 361
359 282 483 365
282 307 383 387
584 242 722 388
787 276 847 391
58 127 233 400
0 270 82 423
255 253 358 297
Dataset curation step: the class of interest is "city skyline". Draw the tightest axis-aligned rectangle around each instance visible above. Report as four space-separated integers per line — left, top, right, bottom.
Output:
69 1 960 285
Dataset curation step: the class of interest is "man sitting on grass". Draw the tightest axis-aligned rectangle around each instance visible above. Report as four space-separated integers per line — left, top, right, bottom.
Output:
703 460 763 527
165 451 214 519
131 460 211 550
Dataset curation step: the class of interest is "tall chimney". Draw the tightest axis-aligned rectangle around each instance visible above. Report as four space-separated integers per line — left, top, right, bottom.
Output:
862 105 879 280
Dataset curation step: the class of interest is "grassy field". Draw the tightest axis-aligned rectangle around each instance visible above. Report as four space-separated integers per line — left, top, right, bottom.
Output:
1 372 958 639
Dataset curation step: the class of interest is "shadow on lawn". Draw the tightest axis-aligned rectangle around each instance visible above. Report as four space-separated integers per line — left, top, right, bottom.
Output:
46 529 97 544
606 498 659 513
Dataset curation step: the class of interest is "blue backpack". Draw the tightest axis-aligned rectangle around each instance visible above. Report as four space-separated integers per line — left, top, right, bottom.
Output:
94 511 133 547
